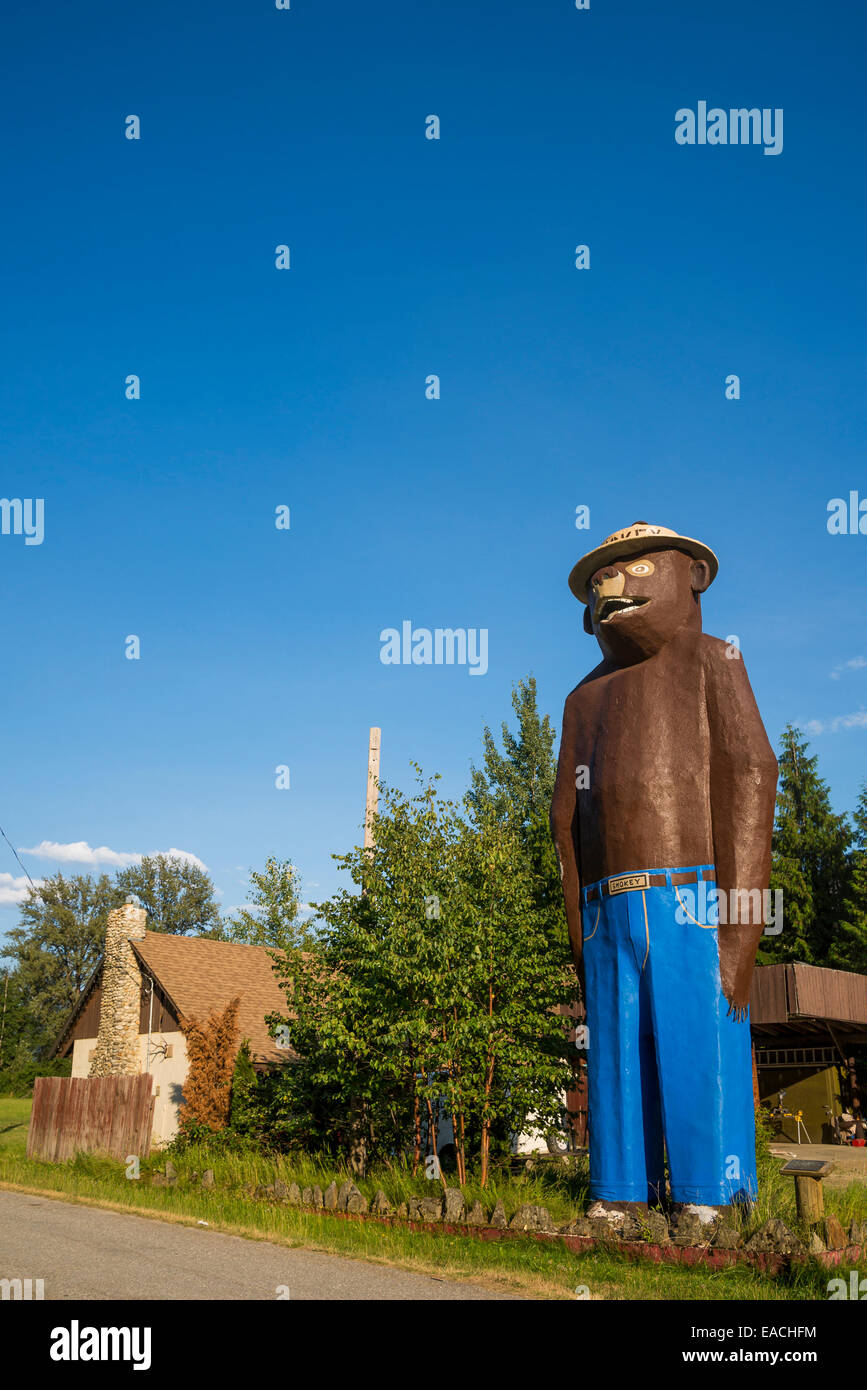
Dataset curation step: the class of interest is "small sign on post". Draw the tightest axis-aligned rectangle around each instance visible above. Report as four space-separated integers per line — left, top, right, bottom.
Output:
779 1158 834 1224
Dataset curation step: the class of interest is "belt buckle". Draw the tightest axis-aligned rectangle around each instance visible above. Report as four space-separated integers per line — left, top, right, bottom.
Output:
607 872 650 896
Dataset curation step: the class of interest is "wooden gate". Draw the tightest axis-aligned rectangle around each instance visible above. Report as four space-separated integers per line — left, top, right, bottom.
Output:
26 1074 155 1162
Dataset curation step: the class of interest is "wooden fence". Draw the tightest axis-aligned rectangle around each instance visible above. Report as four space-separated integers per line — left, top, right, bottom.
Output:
26 1074 155 1162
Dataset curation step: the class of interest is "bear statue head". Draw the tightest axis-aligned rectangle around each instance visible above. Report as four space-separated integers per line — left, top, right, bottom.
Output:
569 522 718 667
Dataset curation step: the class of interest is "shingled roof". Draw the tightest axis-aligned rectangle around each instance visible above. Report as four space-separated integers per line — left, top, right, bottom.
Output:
131 932 293 1064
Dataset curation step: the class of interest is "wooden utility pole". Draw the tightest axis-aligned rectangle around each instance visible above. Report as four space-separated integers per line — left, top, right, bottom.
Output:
349 726 381 1179
364 726 381 849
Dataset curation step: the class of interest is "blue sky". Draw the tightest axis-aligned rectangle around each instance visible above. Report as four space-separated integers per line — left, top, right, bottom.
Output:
1 0 865 929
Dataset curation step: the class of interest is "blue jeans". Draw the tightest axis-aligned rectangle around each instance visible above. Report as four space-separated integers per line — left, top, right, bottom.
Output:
582 864 757 1206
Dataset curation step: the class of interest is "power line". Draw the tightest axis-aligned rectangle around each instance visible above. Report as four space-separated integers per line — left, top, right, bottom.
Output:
0 823 37 891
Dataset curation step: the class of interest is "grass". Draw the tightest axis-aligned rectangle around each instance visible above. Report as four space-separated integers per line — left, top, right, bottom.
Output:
0 1151 849 1301
0 1096 32 1158
1 1096 864 1300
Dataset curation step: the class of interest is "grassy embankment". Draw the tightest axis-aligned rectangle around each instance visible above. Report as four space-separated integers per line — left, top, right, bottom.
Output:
1 1096 864 1301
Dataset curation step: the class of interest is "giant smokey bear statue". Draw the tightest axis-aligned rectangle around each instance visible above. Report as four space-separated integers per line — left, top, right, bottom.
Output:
550 521 778 1211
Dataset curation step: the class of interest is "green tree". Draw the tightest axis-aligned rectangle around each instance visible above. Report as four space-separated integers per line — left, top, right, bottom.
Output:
2 872 116 1051
269 770 574 1183
0 969 29 1072
452 810 576 1184
829 783 867 973
229 1037 263 1136
761 726 853 965
221 857 312 952
269 773 461 1168
115 854 221 936
466 676 571 963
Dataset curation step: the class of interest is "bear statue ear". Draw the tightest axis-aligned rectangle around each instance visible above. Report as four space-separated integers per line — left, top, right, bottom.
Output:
583 607 594 635
690 558 711 595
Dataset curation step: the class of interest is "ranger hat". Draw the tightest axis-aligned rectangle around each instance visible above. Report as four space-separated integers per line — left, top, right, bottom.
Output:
568 521 719 602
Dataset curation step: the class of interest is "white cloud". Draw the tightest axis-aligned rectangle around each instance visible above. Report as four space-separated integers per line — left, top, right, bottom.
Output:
19 841 140 867
18 841 208 872
799 708 867 735
830 656 867 680
0 872 42 906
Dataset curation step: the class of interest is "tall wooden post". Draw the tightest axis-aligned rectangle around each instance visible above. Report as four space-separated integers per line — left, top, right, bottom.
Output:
350 726 381 1179
364 727 381 849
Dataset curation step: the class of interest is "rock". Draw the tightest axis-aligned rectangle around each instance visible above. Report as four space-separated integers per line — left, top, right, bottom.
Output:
584 1202 642 1242
744 1219 805 1256
395 1202 409 1219
301 1186 313 1206
151 1173 168 1187
443 1188 465 1224
465 1201 487 1226
254 1183 275 1200
821 1214 846 1251
370 1189 392 1216
490 1200 508 1229
337 1181 367 1213
323 1181 338 1210
711 1224 742 1251
312 1185 324 1210
409 1194 443 1221
274 1179 289 1201
509 1203 553 1233
559 1217 596 1237
849 1219 867 1248
201 1169 215 1190
672 1204 722 1247
637 1210 670 1244
164 1161 177 1181
809 1231 827 1255
286 1182 301 1206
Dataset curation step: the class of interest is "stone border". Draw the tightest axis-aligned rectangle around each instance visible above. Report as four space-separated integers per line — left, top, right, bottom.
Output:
315 1208 865 1273
155 1166 866 1272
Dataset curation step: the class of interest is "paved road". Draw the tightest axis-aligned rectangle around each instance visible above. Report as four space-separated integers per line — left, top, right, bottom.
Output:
0 1191 518 1301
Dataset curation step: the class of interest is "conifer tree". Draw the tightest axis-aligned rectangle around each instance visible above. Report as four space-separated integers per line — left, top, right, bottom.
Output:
830 783 867 973
761 725 852 965
466 676 570 961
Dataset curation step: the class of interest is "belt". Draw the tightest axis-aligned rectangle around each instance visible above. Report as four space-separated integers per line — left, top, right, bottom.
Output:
584 868 715 902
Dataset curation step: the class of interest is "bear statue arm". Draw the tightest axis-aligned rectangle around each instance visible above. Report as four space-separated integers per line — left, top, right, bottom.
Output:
550 687 585 996
704 640 778 1018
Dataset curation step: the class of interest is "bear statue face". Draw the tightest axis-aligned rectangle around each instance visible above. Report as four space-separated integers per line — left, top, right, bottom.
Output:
585 547 711 666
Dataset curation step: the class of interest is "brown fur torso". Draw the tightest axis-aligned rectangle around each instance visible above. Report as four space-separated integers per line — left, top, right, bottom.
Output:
570 629 717 883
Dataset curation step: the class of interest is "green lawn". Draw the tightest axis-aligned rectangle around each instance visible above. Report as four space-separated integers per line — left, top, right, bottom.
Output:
0 1096 32 1157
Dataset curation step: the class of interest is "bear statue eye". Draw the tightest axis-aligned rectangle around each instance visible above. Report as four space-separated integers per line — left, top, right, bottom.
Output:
625 560 654 577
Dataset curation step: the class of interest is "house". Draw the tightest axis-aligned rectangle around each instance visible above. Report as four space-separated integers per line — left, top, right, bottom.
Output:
50 902 293 1145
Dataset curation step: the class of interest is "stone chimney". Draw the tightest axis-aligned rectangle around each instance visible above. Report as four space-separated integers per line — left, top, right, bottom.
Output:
89 901 147 1077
